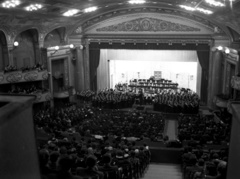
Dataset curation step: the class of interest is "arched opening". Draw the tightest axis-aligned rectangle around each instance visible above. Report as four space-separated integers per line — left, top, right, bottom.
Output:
44 27 66 48
0 30 9 71
12 29 39 69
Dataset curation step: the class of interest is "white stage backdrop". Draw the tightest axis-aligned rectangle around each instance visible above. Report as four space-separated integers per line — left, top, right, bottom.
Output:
97 49 201 95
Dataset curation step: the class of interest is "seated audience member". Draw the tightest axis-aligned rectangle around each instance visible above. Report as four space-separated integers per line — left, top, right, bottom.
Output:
77 155 104 179
185 155 203 179
129 151 140 166
39 149 52 177
215 161 227 179
99 153 118 171
196 162 217 179
48 151 60 172
99 154 119 179
48 156 81 179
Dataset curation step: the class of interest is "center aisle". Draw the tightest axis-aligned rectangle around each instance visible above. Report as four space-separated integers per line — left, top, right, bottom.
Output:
165 119 177 140
142 163 182 179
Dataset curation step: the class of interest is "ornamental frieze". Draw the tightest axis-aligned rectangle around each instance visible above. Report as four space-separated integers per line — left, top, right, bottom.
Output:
24 71 38 81
0 70 48 84
96 18 200 32
42 72 49 80
6 72 22 83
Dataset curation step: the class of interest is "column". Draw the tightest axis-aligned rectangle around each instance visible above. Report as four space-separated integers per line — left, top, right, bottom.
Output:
75 47 85 91
7 43 14 66
68 37 85 92
208 50 223 109
83 41 90 90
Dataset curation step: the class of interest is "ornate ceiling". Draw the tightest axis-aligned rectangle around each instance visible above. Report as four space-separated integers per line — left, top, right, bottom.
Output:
0 0 240 40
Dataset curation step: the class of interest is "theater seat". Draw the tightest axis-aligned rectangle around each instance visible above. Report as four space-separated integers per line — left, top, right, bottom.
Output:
119 164 132 179
102 170 119 179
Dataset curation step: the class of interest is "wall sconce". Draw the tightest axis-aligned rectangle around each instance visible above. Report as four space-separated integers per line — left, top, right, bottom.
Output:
50 46 59 55
9 41 19 52
217 46 223 50
14 41 19 47
225 48 230 54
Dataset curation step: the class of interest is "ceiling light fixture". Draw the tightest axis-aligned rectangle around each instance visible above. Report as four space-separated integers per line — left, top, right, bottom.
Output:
179 5 213 14
129 0 146 4
84 6 98 13
205 0 225 7
179 5 195 11
63 9 79 16
2 0 20 8
196 7 213 14
25 4 42 11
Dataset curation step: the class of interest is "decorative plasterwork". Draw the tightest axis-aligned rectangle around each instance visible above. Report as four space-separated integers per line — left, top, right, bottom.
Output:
72 7 225 35
96 17 200 32
87 38 212 45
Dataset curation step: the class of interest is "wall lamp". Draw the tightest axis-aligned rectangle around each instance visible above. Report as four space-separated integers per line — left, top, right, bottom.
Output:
14 41 19 47
9 41 19 51
50 46 60 55
212 46 238 55
48 44 84 56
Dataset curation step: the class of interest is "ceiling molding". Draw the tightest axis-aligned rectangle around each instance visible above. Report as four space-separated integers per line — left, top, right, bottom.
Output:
95 17 201 32
70 6 227 36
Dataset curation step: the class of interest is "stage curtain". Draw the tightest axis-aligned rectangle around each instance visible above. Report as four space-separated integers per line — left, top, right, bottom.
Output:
97 49 110 90
89 49 100 91
197 50 210 104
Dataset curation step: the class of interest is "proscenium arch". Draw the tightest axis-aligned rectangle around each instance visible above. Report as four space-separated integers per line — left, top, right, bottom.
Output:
68 7 229 106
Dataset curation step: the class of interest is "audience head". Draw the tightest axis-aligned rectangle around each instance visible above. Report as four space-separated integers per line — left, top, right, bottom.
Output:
189 154 197 165
58 156 73 172
49 151 60 163
217 161 227 177
205 162 217 176
39 149 49 166
86 155 97 169
198 158 205 167
102 153 112 164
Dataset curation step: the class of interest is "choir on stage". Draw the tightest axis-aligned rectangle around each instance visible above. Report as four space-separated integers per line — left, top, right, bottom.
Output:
77 87 199 114
76 75 200 114
153 88 199 114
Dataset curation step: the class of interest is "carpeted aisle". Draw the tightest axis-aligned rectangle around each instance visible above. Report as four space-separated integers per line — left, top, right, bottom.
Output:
165 120 177 140
142 163 182 179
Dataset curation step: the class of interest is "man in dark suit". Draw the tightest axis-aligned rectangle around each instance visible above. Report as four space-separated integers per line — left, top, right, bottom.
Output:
76 155 104 179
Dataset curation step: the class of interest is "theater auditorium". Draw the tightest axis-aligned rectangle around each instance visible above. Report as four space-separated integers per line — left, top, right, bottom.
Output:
0 0 240 179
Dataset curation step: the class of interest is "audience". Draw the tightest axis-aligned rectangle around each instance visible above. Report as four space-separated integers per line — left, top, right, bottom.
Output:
179 113 230 179
33 94 229 179
34 103 156 179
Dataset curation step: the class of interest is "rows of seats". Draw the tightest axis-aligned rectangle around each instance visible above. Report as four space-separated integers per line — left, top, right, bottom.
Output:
178 114 231 145
178 114 231 179
34 103 164 179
